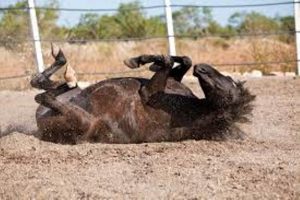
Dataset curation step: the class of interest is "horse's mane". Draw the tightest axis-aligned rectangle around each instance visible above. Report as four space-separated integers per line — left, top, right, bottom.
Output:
198 81 256 140
229 81 256 124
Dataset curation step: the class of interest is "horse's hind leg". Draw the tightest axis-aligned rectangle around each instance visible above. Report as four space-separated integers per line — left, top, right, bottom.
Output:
30 44 68 91
38 92 110 143
31 46 78 101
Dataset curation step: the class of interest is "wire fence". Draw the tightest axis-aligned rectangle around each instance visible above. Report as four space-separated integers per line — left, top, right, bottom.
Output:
1 1 299 11
0 31 297 45
0 0 298 81
1 60 298 81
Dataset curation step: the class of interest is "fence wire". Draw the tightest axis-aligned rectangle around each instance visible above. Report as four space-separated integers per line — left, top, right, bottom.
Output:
0 60 297 81
0 30 297 44
0 1 299 11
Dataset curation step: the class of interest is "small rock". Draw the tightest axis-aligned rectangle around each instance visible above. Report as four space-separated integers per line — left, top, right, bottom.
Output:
285 72 296 77
243 70 262 78
269 71 284 76
77 81 91 89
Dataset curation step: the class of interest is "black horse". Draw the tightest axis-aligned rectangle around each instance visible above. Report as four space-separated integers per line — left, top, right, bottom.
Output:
31 48 255 144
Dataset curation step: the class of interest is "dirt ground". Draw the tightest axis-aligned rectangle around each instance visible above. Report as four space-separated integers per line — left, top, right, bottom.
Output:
0 77 299 199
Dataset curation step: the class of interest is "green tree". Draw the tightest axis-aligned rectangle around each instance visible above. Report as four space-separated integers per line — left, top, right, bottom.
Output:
0 1 29 48
207 22 237 38
70 1 165 40
70 13 101 39
279 16 294 32
172 7 225 37
114 1 147 37
0 0 61 49
97 15 122 39
144 16 165 37
114 1 165 38
278 16 295 43
36 0 64 40
229 11 279 33
69 14 122 40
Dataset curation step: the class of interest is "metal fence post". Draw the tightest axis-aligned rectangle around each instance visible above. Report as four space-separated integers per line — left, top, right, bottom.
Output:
164 0 176 56
28 0 44 73
294 0 300 75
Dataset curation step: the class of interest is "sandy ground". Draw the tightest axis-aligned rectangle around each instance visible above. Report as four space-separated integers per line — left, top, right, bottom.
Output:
0 77 299 199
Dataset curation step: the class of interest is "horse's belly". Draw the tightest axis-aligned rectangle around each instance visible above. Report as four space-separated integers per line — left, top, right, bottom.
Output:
89 79 171 142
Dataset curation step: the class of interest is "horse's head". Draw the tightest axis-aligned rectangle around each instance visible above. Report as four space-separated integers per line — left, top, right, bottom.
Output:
193 64 254 109
193 64 255 138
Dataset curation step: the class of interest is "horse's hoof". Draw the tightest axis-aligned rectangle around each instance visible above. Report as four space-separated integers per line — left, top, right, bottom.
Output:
30 73 48 89
124 58 140 69
149 63 163 72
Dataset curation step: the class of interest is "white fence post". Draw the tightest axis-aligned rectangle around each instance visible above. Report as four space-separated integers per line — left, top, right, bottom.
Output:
28 0 44 73
294 0 300 75
164 0 176 56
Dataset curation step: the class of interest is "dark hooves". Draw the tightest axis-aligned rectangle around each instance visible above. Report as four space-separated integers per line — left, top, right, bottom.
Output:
34 92 55 104
30 73 48 89
149 63 163 72
124 57 140 69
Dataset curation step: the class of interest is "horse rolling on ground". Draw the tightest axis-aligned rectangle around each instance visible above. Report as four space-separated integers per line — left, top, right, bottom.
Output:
31 47 255 144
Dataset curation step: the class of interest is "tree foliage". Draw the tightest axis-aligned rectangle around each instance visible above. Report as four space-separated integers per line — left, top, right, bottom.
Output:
0 1 29 47
229 11 279 33
172 7 215 36
0 0 61 48
0 0 295 48
69 1 165 40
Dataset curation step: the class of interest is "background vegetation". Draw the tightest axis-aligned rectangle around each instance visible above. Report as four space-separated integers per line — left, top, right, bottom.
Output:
0 0 297 90
0 0 295 44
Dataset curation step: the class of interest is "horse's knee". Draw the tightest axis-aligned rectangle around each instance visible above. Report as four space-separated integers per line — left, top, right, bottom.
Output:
182 56 192 67
34 94 43 104
162 55 173 67
34 92 56 106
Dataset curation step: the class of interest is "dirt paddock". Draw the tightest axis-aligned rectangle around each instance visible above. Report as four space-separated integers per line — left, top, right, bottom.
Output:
0 77 299 199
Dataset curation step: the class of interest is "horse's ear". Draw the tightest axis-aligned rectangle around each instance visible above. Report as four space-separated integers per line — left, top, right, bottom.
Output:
226 76 239 87
241 80 247 85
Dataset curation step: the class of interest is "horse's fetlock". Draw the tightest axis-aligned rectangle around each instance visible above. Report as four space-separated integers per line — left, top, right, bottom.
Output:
182 56 192 67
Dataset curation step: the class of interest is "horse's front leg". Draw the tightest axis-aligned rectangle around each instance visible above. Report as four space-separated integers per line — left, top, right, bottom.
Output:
36 90 111 143
125 54 174 104
124 55 192 82
31 46 78 101
31 44 67 90
124 54 165 69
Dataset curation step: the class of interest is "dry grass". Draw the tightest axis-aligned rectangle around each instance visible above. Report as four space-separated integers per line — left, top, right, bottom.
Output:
0 37 296 90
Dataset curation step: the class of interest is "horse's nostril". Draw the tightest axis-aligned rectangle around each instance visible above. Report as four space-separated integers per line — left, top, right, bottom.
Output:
195 66 207 74
200 68 207 73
